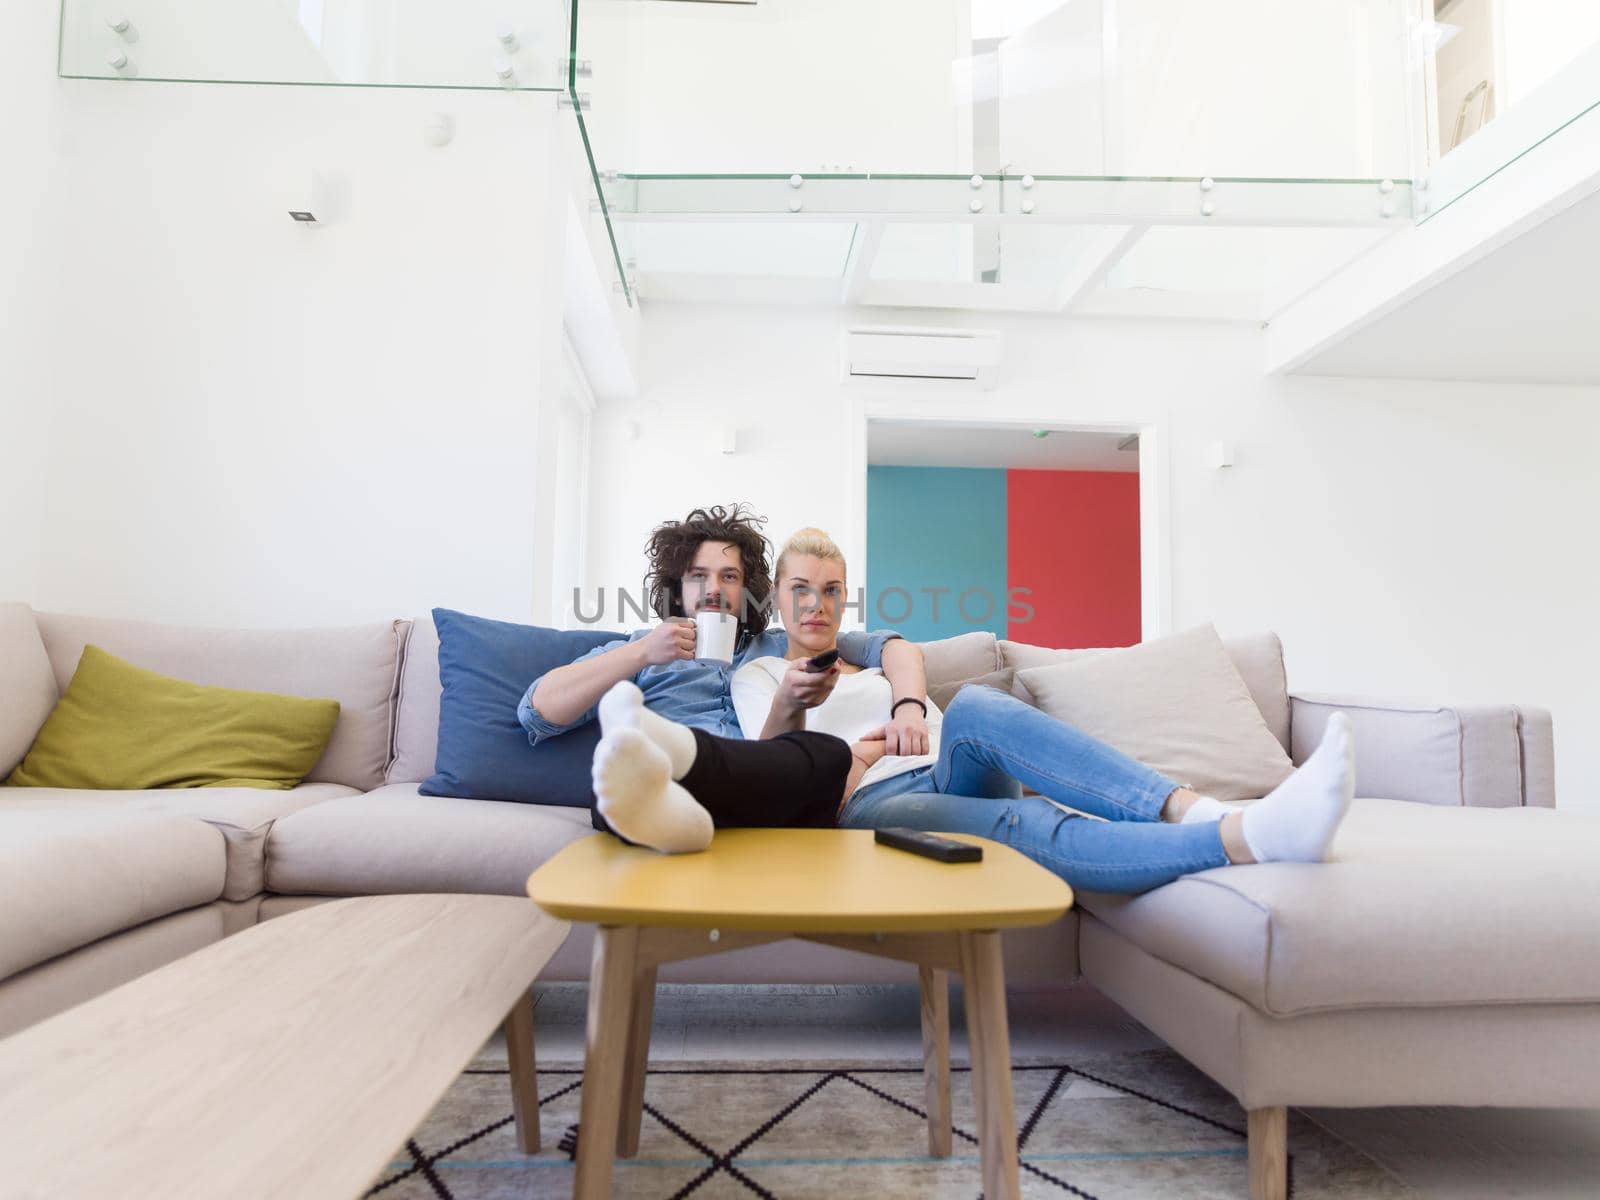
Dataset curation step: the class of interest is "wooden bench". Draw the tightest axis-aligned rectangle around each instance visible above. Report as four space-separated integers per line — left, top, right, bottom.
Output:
0 894 568 1200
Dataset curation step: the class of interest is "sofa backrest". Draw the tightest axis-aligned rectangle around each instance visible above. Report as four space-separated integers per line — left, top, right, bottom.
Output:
919 628 1291 754
31 611 409 792
389 621 1293 784
0 604 60 778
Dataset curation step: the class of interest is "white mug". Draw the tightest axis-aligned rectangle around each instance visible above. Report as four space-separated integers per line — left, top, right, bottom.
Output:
693 610 738 664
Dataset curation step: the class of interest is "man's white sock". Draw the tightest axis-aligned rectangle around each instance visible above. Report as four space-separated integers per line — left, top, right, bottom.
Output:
592 729 713 854
1239 712 1355 864
598 680 698 780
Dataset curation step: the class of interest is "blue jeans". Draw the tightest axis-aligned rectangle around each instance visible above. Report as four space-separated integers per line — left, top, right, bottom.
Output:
837 685 1229 894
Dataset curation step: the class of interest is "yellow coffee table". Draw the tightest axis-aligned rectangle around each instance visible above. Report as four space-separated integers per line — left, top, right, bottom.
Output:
527 827 1073 1200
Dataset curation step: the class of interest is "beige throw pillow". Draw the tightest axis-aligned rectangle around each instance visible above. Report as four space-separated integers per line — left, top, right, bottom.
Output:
1014 625 1293 802
926 667 1016 713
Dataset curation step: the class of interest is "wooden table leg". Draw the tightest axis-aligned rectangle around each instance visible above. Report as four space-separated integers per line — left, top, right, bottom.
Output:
958 936 988 1149
574 925 639 1200
961 930 1019 1200
918 965 952 1157
617 964 658 1158
503 987 540 1153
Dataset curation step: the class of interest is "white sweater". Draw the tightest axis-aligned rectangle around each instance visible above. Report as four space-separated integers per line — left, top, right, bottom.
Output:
730 656 944 790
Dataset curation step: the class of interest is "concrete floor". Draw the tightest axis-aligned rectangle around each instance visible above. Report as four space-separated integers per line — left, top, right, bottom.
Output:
517 982 1600 1199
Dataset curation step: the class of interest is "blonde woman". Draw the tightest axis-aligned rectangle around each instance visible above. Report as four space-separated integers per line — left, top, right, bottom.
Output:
589 527 1357 894
726 528 1358 893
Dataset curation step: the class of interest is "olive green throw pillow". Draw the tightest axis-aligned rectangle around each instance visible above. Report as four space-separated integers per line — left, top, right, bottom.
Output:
3 645 340 791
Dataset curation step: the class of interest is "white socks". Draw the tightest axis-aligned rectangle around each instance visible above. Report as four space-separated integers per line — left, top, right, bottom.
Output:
1239 712 1355 864
1180 795 1229 825
592 729 714 854
598 681 698 779
592 681 711 854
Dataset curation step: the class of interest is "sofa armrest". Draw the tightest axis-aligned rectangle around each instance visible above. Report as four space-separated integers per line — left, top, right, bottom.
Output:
1289 693 1555 809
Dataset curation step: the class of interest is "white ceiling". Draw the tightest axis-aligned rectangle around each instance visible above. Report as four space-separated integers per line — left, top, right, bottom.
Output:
867 422 1138 471
1295 185 1600 385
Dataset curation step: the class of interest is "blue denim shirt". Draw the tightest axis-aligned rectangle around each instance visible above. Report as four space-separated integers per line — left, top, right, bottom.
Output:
517 627 901 745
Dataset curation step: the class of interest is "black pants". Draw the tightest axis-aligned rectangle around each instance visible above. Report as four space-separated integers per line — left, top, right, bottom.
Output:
591 728 853 834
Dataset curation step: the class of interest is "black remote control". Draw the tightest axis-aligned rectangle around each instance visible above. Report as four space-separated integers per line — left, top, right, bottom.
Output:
874 827 983 863
805 648 840 672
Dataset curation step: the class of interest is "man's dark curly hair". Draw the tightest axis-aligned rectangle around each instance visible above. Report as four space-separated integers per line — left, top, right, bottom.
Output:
645 503 774 640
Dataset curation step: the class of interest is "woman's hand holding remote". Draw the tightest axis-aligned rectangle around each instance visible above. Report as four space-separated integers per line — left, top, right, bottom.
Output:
775 655 840 714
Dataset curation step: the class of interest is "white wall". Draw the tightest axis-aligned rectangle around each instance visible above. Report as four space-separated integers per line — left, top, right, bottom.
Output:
31 81 571 628
0 0 64 605
588 304 1600 810
1500 1 1600 106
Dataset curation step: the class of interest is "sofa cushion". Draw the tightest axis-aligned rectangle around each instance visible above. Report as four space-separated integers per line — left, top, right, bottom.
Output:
388 614 441 785
0 783 355 902
1002 630 1291 752
6 646 341 793
916 631 1001 693
0 604 57 779
265 783 596 897
421 608 620 807
1292 694 1524 808
926 667 1017 713
33 612 406 792
1015 625 1294 802
0 809 225 979
0 904 232 1039
1078 797 1600 1016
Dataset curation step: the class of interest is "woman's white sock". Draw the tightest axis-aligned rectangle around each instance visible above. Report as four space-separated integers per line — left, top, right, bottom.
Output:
598 680 698 780
1179 795 1229 824
592 728 713 854
1240 712 1355 864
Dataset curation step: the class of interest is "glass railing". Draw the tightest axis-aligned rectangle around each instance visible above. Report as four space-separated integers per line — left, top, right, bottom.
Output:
59 0 571 89
574 0 1418 316
575 0 1412 181
602 174 1406 320
1408 3 1600 219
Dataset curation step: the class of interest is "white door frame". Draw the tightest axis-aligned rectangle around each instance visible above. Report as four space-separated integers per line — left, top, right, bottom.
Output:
847 398 1172 642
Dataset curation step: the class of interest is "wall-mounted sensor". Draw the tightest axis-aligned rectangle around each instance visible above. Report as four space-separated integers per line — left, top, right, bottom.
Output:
283 170 341 228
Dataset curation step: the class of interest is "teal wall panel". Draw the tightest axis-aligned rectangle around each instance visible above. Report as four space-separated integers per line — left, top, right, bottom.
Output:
865 466 1008 642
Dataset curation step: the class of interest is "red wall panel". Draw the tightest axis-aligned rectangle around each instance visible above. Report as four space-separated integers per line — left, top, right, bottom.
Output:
1006 469 1140 648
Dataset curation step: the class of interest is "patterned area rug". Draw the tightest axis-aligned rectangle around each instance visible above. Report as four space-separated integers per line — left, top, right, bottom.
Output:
368 1049 1414 1199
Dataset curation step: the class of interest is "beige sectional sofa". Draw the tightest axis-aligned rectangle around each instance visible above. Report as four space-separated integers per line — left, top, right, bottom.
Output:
2 602 1588 1197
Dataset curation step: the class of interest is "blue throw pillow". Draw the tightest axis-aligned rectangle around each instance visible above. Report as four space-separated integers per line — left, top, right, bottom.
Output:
421 607 621 807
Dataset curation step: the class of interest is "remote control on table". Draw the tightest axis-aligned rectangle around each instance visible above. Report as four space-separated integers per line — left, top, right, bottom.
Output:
805 648 840 672
874 827 983 863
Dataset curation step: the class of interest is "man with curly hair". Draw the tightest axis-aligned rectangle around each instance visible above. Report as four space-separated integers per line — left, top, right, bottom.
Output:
518 503 926 842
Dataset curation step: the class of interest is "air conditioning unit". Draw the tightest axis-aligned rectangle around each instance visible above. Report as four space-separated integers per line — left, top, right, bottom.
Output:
843 326 1002 390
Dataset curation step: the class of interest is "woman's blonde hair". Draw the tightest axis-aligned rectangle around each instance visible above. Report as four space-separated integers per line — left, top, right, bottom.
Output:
775 527 847 582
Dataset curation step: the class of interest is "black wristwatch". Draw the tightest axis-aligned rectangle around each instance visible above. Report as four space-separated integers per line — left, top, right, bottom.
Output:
890 697 928 719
